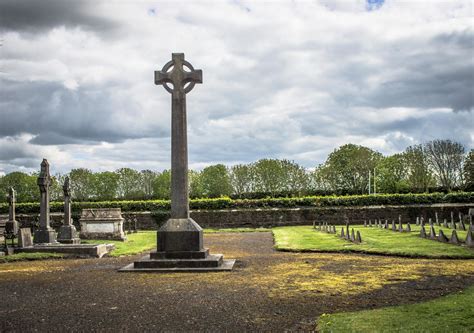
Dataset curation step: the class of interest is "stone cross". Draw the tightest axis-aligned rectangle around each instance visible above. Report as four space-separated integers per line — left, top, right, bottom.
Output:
34 159 57 244
155 53 202 219
5 187 19 237
7 187 16 223
63 177 72 226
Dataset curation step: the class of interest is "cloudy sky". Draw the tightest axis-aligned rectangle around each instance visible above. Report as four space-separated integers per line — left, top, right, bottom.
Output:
0 0 472 175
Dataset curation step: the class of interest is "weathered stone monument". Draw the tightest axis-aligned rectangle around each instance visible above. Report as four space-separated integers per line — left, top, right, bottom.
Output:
80 208 126 241
33 159 58 244
4 187 19 240
18 228 33 248
121 53 234 272
57 177 80 244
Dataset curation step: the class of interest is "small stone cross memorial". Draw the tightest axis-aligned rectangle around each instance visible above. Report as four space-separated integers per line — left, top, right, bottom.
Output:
57 177 80 244
5 187 19 238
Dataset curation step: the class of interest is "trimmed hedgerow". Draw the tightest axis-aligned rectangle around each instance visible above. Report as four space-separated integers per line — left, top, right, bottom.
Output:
0 192 472 215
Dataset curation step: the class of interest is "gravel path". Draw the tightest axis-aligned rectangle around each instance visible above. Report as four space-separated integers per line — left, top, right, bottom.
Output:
1 232 474 332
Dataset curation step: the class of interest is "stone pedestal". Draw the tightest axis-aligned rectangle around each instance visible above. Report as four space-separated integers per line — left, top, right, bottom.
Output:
80 208 126 241
58 225 80 244
34 229 58 244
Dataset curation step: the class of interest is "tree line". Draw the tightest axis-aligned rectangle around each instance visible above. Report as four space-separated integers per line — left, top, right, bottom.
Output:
0 139 472 202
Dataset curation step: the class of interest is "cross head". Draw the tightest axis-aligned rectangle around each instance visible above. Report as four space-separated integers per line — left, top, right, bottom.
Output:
154 53 202 94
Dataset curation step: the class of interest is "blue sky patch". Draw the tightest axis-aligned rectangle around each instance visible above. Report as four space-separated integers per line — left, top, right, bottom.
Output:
366 0 385 11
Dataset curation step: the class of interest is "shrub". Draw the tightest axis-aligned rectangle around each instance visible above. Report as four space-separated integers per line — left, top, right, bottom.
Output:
0 192 472 214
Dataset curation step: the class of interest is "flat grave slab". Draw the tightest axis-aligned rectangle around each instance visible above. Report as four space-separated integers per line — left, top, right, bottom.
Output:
15 243 113 258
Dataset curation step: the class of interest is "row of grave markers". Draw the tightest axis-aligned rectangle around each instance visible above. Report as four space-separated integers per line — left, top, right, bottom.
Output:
313 221 362 244
364 216 411 232
420 224 474 247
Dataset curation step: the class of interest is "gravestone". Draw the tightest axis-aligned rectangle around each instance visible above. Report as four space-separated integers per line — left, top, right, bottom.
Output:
340 227 345 238
398 216 403 232
406 222 411 232
458 219 466 231
443 219 448 228
57 177 80 244
5 187 19 238
449 230 460 245
80 208 126 240
420 225 427 238
121 53 234 272
391 220 396 231
450 211 454 225
33 159 58 244
437 229 448 243
350 228 355 242
429 225 437 240
368 219 372 227
18 228 33 248
466 231 474 247
355 231 362 243
420 217 424 227
435 212 439 226
384 219 388 229
416 217 419 226
364 220 367 227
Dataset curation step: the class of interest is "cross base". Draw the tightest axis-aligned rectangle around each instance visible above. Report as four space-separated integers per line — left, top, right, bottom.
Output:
57 225 81 244
33 228 58 244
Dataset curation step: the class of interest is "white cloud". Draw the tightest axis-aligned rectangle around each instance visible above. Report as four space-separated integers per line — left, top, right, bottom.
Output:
0 0 472 174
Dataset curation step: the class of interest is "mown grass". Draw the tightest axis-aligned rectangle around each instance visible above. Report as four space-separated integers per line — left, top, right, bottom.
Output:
317 284 474 332
0 252 64 263
273 225 474 258
83 231 157 257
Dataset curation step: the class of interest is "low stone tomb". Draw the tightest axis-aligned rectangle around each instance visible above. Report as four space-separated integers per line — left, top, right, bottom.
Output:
80 208 126 241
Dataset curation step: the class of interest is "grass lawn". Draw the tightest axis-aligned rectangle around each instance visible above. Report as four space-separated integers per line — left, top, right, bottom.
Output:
273 225 474 258
83 231 157 257
204 227 271 233
0 252 64 263
317 284 474 333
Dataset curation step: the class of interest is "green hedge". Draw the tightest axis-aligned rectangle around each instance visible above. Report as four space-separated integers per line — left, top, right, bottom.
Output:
0 192 472 215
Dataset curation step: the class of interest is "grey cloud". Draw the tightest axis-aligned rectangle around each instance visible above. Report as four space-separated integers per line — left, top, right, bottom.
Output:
0 0 117 34
0 80 169 145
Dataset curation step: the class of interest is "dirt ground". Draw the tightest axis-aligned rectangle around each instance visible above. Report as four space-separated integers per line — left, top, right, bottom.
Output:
1 232 474 332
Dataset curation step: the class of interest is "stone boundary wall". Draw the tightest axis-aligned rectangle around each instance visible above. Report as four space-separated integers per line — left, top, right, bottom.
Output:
1 203 472 231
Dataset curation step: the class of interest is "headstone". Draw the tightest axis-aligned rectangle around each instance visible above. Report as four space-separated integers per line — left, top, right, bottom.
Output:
120 53 234 272
420 225 427 238
398 218 403 232
449 230 460 245
391 220 396 231
452 220 457 230
364 220 367 227
355 230 362 243
57 177 80 244
429 225 437 240
80 208 126 240
428 218 433 226
459 212 463 223
437 229 448 243
443 219 448 228
332 225 336 234
466 231 474 248
384 219 388 229
450 211 454 225
435 212 439 225
420 217 425 227
5 187 19 239
368 219 372 227
406 222 411 232
416 217 419 226
340 227 345 238
458 219 466 231
470 221 474 232
318 222 321 231
18 228 33 248
33 159 58 244
350 228 355 242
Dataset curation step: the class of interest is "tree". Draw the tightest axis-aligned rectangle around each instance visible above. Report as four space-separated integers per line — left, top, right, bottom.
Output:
116 168 143 199
424 139 465 191
152 170 171 199
403 145 434 192
319 144 382 194
252 159 287 195
189 170 204 199
0 171 39 202
141 170 157 200
200 164 232 198
69 168 96 201
94 171 119 200
463 149 474 191
229 164 254 197
375 154 409 193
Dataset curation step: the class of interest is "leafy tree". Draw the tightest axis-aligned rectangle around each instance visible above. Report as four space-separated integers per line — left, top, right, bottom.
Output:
69 168 96 201
141 170 157 200
229 164 254 197
0 171 39 202
152 170 171 199
189 170 204 199
116 168 143 199
375 154 409 193
252 159 287 195
463 150 474 191
404 145 434 192
320 144 382 194
94 171 119 200
200 164 232 198
424 139 465 191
